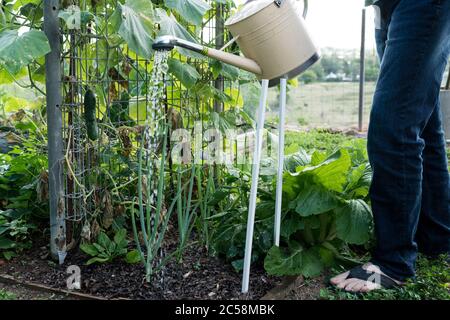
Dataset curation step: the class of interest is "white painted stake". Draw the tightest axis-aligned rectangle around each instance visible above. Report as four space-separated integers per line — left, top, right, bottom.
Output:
242 79 269 294
274 78 287 247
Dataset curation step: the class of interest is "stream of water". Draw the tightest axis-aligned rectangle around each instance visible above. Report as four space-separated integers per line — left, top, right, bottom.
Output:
142 50 170 286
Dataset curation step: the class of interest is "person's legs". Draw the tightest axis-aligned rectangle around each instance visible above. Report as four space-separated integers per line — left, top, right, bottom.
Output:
331 0 450 291
369 0 450 281
416 102 450 257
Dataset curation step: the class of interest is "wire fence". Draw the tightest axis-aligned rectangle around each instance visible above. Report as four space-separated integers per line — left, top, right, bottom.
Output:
55 0 237 245
265 55 450 131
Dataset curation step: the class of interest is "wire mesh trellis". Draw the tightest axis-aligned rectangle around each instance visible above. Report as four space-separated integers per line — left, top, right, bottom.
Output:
51 0 238 254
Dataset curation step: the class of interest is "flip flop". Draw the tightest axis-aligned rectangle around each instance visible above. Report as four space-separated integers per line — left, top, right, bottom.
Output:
330 265 401 290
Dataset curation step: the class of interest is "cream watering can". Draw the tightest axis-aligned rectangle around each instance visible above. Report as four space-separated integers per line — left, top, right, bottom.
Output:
153 0 319 294
152 0 319 87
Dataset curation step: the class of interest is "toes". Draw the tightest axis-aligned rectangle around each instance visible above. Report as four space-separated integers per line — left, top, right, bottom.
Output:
330 271 350 285
348 280 366 293
337 278 354 289
344 279 361 292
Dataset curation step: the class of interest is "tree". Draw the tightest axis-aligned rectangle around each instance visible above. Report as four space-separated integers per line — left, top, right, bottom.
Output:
299 70 318 84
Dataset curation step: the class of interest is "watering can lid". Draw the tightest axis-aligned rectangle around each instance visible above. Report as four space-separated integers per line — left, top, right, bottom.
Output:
225 0 275 26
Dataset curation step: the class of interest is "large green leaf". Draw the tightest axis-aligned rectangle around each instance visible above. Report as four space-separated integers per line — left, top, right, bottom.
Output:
168 58 201 89
0 7 6 27
299 149 352 193
301 247 324 277
0 237 15 249
210 60 240 81
335 199 372 245
310 150 327 166
264 242 324 277
284 149 311 173
345 163 372 198
80 243 99 256
155 9 202 59
97 232 111 249
112 0 154 59
0 29 50 74
113 228 127 245
281 216 304 239
86 256 110 265
264 241 304 276
294 185 339 217
165 0 211 26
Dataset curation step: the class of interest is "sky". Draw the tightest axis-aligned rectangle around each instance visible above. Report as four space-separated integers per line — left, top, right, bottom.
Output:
232 0 376 50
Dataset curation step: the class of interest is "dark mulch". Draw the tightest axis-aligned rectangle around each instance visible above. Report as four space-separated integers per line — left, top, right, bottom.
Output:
284 274 328 300
0 238 277 300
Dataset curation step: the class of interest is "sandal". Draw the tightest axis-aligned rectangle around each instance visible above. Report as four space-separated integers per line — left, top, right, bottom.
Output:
331 265 401 290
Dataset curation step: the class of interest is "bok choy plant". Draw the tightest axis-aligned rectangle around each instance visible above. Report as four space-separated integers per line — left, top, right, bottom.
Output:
264 139 374 277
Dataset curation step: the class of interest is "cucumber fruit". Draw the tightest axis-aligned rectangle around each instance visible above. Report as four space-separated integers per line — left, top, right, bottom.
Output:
84 88 99 141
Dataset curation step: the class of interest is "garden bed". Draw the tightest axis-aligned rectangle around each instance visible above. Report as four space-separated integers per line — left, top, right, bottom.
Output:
0 239 278 300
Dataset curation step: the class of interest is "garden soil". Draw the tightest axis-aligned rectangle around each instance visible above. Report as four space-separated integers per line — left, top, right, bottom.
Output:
0 234 277 300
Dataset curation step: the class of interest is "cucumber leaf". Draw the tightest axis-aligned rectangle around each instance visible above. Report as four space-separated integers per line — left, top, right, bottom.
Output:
112 0 154 59
168 58 201 89
0 29 50 74
155 9 203 59
164 0 211 26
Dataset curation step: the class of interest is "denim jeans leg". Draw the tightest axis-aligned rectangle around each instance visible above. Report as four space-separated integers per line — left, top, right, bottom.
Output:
416 99 450 256
367 0 450 281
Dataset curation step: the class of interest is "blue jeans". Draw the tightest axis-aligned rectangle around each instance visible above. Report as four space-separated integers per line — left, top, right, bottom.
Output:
368 0 450 281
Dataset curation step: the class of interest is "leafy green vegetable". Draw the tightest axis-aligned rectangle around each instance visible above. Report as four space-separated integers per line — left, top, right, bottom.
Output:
80 229 130 265
293 185 339 217
335 199 372 245
263 142 373 278
264 241 304 276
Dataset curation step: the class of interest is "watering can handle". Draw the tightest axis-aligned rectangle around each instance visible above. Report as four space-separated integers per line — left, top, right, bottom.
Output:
244 0 308 18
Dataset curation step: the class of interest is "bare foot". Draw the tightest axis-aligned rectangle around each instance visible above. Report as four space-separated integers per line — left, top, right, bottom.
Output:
330 263 402 293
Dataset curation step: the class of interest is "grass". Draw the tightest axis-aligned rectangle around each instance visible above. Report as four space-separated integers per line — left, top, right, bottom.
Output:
0 289 16 300
267 81 377 129
321 255 450 300
284 128 360 155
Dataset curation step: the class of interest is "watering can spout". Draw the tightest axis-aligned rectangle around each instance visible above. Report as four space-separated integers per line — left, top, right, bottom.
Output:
152 36 263 75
